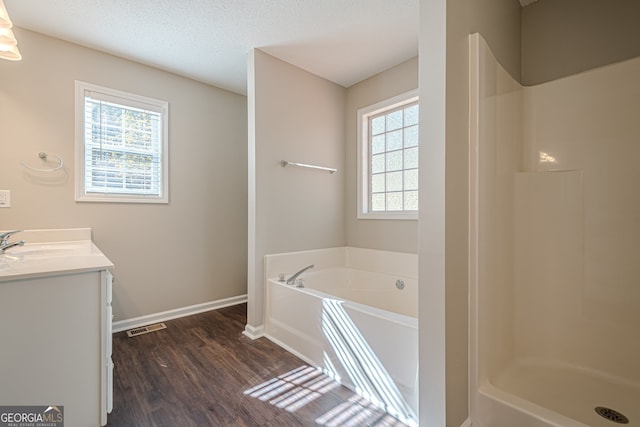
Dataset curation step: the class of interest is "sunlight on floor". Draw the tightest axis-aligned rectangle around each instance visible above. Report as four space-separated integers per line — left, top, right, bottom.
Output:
315 394 408 427
244 365 407 426
244 365 338 412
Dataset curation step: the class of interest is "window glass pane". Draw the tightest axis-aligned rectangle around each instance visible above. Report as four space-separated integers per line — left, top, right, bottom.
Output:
361 95 418 217
371 116 385 135
387 171 403 192
371 154 385 174
404 125 418 148
404 169 418 191
386 150 402 171
79 83 167 202
386 110 403 131
387 192 403 211
371 173 385 193
405 104 419 126
371 134 385 154
387 129 402 151
404 147 418 169
371 193 386 211
404 191 418 210
125 130 152 148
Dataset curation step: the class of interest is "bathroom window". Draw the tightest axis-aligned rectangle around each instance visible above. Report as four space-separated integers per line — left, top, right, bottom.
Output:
75 81 169 203
357 90 419 219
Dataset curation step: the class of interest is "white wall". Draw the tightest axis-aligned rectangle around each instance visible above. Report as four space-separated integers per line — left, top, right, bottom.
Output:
0 28 248 321
246 49 346 331
345 57 419 253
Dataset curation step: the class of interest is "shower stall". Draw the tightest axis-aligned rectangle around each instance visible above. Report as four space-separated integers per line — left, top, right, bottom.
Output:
469 33 640 426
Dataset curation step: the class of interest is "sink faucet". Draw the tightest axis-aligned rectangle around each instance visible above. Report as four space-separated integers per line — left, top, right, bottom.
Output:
286 264 314 285
0 230 25 254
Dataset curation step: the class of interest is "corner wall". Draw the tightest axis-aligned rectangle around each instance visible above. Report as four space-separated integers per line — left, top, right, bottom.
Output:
522 0 640 85
419 0 522 425
0 28 248 321
246 49 346 330
345 57 419 253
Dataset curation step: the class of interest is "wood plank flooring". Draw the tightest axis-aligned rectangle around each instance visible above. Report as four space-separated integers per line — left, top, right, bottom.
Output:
106 303 408 426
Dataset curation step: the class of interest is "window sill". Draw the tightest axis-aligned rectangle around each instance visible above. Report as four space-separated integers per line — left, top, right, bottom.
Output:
76 193 168 204
357 212 418 221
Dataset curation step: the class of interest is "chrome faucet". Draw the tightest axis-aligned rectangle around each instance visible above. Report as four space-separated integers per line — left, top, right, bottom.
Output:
286 264 314 285
0 230 24 254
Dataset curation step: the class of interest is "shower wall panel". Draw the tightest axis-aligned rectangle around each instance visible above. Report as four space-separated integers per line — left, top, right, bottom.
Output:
520 56 640 383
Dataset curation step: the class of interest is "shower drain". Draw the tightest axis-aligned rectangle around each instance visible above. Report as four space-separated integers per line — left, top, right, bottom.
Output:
595 407 629 424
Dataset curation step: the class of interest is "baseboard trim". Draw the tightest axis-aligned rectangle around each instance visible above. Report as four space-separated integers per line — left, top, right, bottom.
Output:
460 417 472 427
113 294 248 333
263 334 317 366
242 324 265 340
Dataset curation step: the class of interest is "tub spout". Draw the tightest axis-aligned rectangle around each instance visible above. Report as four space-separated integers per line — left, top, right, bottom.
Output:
286 264 314 285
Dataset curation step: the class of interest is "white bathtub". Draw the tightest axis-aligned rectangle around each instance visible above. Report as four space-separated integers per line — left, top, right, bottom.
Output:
264 247 418 426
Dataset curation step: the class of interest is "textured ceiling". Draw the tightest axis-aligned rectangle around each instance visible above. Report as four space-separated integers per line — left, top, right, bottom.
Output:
5 0 419 95
519 0 540 6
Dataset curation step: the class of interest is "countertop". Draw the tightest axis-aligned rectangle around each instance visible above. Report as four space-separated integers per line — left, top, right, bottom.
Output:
0 228 113 281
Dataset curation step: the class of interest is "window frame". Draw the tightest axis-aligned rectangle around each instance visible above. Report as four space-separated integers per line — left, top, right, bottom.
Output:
357 89 419 220
75 81 169 204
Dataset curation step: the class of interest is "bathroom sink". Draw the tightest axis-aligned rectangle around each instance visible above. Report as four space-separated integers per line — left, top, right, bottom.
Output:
1 242 88 259
0 239 111 280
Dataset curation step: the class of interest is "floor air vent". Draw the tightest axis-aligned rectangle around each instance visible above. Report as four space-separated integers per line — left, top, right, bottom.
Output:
595 407 629 424
126 323 167 338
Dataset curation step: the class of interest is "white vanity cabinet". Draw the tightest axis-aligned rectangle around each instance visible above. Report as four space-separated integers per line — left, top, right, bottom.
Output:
0 229 113 427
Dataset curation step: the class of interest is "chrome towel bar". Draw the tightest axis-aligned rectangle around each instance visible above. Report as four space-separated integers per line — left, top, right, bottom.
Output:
281 160 337 174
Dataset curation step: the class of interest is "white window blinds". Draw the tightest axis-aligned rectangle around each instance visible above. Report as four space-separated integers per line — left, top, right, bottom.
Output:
75 82 169 203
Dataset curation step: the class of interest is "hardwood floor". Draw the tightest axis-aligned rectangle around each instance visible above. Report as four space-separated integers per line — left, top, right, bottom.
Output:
106 304 408 426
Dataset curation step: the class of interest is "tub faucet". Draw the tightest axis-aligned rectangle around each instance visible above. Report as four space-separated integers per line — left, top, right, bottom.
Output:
286 264 314 285
0 230 24 254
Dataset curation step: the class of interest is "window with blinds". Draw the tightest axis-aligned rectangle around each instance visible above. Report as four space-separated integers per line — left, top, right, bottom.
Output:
357 90 419 220
75 81 169 203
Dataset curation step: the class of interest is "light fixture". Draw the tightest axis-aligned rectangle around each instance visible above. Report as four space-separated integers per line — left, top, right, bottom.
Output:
0 0 21 61
0 0 13 29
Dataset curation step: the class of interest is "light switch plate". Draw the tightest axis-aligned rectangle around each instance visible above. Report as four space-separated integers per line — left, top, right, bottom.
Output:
0 190 11 208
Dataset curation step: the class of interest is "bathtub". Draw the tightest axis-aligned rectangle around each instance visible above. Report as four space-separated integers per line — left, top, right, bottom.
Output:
264 247 418 426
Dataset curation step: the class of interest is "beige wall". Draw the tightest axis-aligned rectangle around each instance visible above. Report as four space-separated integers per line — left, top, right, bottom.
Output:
419 0 522 425
247 49 346 329
0 28 248 321
345 57 419 253
522 0 640 85
469 0 522 81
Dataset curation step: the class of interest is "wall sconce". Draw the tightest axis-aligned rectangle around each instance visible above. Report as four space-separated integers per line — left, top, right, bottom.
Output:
0 0 21 61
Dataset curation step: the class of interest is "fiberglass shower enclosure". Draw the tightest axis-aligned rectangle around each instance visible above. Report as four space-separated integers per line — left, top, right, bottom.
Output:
470 33 640 426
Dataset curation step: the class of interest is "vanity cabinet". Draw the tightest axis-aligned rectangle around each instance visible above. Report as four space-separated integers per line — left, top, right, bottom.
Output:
0 234 113 427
